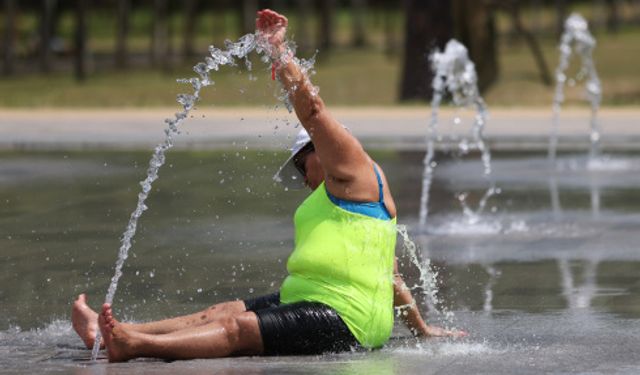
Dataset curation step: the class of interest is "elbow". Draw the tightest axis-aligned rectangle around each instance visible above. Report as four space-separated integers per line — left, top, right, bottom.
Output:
299 96 326 126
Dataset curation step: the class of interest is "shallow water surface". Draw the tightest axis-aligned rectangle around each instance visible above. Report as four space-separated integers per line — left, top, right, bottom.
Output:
1 150 639 374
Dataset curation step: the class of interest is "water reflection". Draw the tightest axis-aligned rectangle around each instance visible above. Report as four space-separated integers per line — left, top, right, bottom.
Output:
558 258 598 310
548 161 603 220
415 153 640 320
482 265 500 314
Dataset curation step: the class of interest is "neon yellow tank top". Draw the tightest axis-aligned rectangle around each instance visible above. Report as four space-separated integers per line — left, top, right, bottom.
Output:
279 182 397 348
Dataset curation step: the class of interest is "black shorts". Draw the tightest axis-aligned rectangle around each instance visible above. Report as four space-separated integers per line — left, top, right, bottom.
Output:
243 292 360 356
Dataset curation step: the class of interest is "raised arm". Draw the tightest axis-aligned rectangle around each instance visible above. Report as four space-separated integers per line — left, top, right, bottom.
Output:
393 258 467 338
256 9 377 201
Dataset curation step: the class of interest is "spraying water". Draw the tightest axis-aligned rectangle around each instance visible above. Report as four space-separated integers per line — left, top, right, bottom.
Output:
396 225 454 327
419 39 495 227
89 31 309 360
548 13 602 165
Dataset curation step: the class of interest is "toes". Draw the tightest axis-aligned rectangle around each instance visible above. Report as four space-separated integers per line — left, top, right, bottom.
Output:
100 304 117 329
77 293 87 304
105 314 115 329
101 303 111 316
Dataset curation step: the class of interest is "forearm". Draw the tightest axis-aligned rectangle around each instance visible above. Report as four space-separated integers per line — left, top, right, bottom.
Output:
275 52 327 129
394 276 429 336
257 8 368 182
274 50 368 179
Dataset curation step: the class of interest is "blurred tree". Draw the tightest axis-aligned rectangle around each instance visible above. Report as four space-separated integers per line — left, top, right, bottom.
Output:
74 0 88 81
378 0 399 56
318 0 336 51
150 0 171 71
452 0 499 92
272 0 286 11
115 0 130 69
556 0 568 37
183 0 199 58
494 0 551 86
400 0 499 101
606 0 621 32
2 0 17 76
592 0 606 30
240 0 259 35
296 0 313 54
351 0 368 47
399 0 453 101
210 0 227 46
39 0 57 73
530 0 543 33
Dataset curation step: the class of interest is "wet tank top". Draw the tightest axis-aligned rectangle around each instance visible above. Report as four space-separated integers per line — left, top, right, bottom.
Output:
279 180 397 348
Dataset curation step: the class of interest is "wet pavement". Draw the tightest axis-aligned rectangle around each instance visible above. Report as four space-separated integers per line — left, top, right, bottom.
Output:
1 148 639 374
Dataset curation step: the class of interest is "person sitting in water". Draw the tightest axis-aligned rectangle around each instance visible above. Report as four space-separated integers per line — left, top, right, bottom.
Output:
71 9 465 362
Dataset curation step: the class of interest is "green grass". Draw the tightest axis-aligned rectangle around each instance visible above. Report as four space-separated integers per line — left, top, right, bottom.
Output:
0 49 402 107
484 28 640 107
1 6 639 108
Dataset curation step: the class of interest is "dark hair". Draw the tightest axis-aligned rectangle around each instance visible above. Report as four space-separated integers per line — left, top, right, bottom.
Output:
293 142 315 177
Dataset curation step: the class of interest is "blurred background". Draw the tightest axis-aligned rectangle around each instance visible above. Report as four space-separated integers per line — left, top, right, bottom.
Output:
0 0 639 108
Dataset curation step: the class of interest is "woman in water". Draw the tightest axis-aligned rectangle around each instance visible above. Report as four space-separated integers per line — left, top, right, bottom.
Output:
71 9 464 362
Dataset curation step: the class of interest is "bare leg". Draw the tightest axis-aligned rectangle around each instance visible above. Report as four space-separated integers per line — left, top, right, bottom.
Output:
71 293 247 348
120 299 247 335
98 303 263 362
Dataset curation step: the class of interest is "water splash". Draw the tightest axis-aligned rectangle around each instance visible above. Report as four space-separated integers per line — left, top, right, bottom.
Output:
255 37 319 114
419 39 495 227
458 186 500 226
548 13 602 164
90 32 291 361
396 225 454 326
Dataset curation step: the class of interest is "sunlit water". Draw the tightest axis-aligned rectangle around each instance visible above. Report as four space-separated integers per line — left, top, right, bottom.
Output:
2 150 640 374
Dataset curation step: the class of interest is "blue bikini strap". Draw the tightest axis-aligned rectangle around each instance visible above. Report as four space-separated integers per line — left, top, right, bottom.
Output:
373 164 384 203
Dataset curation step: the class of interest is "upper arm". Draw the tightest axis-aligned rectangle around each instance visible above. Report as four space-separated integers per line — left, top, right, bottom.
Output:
279 58 376 200
302 102 370 183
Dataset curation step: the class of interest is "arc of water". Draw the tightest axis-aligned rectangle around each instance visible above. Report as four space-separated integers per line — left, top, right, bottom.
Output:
90 33 270 361
548 13 602 164
90 32 317 361
419 39 495 227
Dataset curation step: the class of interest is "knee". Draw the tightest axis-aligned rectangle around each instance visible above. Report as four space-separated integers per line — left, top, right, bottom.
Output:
219 316 242 345
219 313 262 355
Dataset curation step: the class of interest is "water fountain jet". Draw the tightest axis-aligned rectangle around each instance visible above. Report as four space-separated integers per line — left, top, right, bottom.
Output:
418 39 495 228
89 32 311 361
548 13 602 166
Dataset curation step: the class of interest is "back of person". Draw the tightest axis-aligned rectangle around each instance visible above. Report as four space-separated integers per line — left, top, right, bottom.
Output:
280 180 398 348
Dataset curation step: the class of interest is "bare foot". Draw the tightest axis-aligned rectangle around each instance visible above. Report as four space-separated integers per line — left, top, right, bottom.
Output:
98 303 136 362
71 294 104 349
98 303 134 362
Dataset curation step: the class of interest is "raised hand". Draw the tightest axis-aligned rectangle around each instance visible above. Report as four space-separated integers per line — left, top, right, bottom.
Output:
256 9 288 57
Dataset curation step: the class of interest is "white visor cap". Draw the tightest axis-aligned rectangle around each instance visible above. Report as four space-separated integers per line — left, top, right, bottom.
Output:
273 128 312 189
